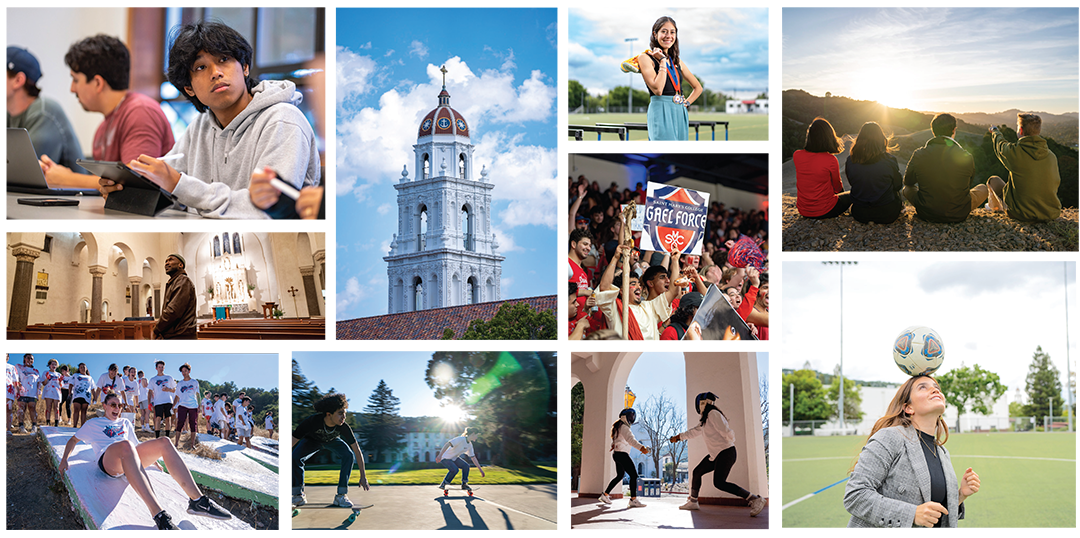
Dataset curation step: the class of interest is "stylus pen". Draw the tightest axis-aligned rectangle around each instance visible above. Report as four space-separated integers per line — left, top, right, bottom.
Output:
270 177 301 200
157 153 185 162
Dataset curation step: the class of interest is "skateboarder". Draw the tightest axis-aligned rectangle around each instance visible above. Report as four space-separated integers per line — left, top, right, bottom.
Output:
599 408 650 508
292 393 370 508
435 427 486 492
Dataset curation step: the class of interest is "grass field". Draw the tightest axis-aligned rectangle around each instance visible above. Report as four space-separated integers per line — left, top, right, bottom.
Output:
568 112 767 141
782 432 1075 527
304 465 557 486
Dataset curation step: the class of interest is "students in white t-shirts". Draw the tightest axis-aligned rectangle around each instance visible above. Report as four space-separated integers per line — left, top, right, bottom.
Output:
173 363 201 450
669 392 765 516
137 371 150 431
264 411 274 439
15 353 42 433
435 426 486 491
201 392 214 434
148 360 177 439
235 397 253 448
6 354 21 434
69 363 96 429
210 393 230 441
96 364 128 408
58 393 233 529
41 358 65 428
59 364 73 426
122 366 139 414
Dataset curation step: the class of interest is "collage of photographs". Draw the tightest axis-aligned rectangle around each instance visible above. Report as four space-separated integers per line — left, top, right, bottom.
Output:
2 3 1076 533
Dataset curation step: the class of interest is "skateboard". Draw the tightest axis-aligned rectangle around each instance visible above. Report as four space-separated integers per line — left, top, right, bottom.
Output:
438 485 479 497
291 504 374 524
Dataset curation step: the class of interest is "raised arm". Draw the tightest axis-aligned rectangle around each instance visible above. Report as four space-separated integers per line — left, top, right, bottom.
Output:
638 51 668 95
569 183 586 236
599 245 630 292
665 249 682 302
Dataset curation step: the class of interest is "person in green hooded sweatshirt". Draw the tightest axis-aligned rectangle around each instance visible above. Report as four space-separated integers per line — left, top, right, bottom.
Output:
986 113 1061 222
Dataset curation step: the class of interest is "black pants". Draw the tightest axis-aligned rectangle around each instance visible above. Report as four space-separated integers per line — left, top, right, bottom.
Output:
691 446 750 499
60 388 71 420
851 195 902 225
605 451 638 497
804 192 852 219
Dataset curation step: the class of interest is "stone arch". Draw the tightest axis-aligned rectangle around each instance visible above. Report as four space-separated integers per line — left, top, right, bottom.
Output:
467 276 478 305
79 297 91 323
485 277 495 303
461 204 474 251
72 240 87 267
451 272 461 305
295 233 315 265
413 276 424 311
458 152 467 179
422 153 430 179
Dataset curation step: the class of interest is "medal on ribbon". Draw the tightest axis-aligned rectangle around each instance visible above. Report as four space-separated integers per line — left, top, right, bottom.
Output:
665 58 684 104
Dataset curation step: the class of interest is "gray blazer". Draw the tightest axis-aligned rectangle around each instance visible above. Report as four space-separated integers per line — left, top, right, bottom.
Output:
844 425 964 527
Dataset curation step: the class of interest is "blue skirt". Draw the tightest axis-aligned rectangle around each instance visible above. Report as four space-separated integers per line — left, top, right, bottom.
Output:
647 96 689 141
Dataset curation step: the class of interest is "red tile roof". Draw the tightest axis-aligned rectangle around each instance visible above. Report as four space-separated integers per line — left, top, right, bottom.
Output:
336 295 557 340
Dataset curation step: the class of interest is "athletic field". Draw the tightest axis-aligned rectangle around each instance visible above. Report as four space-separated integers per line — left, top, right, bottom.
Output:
782 432 1075 527
568 112 767 141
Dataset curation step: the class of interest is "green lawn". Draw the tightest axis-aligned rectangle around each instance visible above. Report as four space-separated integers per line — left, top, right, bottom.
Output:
304 465 556 486
568 112 767 141
782 432 1075 527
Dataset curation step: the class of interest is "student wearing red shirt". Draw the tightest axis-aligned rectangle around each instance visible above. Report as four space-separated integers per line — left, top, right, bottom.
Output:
794 117 851 219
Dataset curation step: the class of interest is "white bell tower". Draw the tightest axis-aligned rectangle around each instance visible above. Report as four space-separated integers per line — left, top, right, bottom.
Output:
384 66 504 314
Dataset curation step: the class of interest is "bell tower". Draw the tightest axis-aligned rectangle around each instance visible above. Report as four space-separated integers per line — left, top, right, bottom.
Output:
384 66 504 314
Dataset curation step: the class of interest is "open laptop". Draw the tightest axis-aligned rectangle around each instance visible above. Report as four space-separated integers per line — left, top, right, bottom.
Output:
7 128 99 196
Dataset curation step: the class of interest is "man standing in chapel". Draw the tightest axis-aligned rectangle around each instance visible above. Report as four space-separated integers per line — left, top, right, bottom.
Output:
154 254 197 340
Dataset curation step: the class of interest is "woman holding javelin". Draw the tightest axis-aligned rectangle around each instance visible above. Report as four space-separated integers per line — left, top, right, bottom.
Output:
671 392 766 515
599 408 650 508
637 16 702 141
845 375 981 527
58 393 231 529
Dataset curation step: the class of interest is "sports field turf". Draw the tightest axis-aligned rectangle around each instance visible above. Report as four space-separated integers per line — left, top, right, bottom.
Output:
568 112 768 141
303 465 557 486
782 432 1075 527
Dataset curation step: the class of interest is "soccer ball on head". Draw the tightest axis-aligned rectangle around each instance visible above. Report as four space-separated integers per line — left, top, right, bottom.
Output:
892 325 944 376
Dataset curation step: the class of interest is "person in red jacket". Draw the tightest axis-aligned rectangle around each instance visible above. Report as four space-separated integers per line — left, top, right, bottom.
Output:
794 117 851 219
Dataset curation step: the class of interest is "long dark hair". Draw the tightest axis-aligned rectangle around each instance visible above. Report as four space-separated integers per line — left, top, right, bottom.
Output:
850 122 896 164
699 402 728 426
804 117 843 154
650 16 680 72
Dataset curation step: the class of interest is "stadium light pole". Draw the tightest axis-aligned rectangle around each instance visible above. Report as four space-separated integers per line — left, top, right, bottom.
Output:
823 261 857 431
789 382 794 436
1065 262 1074 432
625 37 638 113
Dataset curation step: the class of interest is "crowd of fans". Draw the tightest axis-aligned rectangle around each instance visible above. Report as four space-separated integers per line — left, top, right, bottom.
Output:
567 175 770 340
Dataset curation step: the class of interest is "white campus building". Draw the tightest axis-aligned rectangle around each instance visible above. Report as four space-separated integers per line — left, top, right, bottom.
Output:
384 69 504 313
726 99 768 114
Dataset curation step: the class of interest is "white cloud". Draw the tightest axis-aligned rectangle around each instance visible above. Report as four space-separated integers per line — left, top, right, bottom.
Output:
336 57 557 232
359 42 372 50
409 40 429 59
491 227 521 252
501 277 514 295
377 203 393 215
385 49 395 57
336 276 367 313
336 46 380 109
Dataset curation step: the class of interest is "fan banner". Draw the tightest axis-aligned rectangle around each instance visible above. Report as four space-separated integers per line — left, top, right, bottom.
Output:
640 182 710 255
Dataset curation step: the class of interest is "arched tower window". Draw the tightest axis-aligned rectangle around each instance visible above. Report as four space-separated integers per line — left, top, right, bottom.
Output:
461 205 473 251
414 277 424 311
422 154 430 179
418 205 428 251
223 232 231 254
233 234 242 254
458 153 466 179
467 277 478 305
101 300 109 321
80 299 90 323
213 236 221 258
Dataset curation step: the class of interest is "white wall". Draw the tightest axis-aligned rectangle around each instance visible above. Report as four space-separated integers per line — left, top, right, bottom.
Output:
8 8 130 153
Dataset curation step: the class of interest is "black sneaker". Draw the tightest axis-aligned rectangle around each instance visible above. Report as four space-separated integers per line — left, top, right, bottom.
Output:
187 495 232 520
154 511 178 530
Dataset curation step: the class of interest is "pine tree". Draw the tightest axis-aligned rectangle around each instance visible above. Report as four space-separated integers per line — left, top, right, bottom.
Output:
357 380 405 463
1024 346 1065 420
292 359 322 427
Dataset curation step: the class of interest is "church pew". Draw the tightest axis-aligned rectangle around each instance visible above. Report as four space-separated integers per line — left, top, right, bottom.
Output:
9 328 102 340
196 330 324 340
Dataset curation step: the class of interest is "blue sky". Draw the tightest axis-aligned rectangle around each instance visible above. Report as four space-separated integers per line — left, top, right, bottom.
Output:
294 352 441 417
784 8 1079 114
783 261 1075 398
625 353 769 417
335 9 558 319
569 8 769 100
6 353 278 391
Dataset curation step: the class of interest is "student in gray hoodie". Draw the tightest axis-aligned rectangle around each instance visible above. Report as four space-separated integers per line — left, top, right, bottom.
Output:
100 20 320 218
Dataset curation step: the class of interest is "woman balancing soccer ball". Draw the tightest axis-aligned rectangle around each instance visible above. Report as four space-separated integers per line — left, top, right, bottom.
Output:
845 375 981 527
58 393 232 529
670 392 766 515
598 408 651 508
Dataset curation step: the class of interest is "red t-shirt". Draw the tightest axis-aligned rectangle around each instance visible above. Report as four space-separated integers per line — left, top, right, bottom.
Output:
93 92 175 163
793 150 843 217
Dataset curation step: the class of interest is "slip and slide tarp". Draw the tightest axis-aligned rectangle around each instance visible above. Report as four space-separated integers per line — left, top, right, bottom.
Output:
173 433 279 508
41 427 255 530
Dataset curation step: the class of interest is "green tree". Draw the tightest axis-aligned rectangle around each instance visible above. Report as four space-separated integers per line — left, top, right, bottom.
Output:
936 363 1006 432
781 369 831 422
425 352 556 466
1009 401 1026 417
826 377 864 423
571 382 584 484
568 79 587 109
1024 346 1064 419
460 301 556 340
608 85 651 111
357 380 406 464
292 359 322 427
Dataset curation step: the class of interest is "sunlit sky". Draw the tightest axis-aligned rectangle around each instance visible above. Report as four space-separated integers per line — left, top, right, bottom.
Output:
5 353 278 391
569 8 768 100
783 262 1075 401
624 352 769 416
783 8 1079 114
